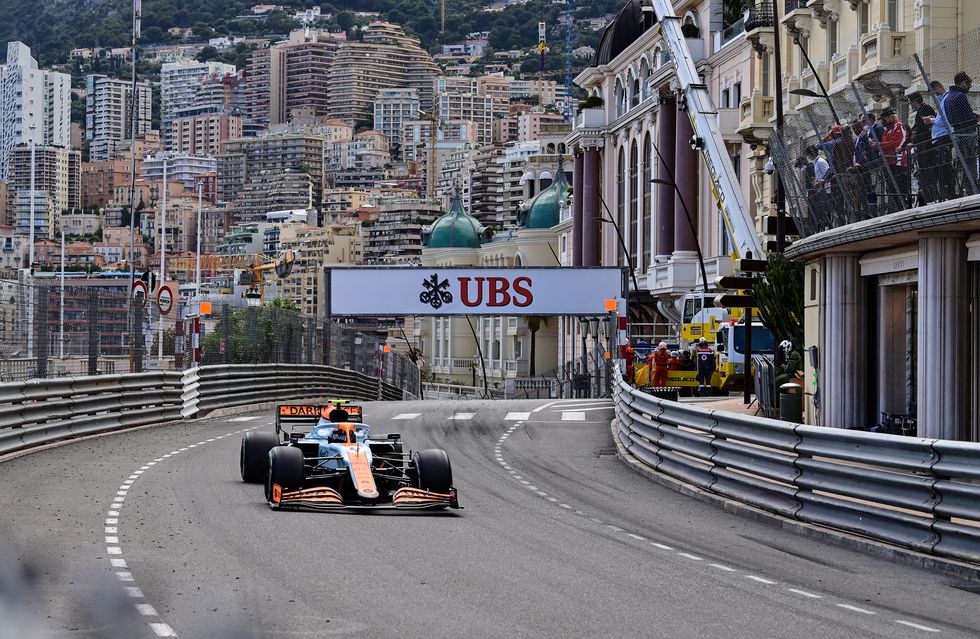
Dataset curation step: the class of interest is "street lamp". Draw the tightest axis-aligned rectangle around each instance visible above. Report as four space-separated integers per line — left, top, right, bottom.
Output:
789 37 842 127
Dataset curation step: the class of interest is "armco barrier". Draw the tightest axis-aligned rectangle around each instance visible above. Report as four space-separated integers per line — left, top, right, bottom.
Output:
614 380 980 565
0 364 410 457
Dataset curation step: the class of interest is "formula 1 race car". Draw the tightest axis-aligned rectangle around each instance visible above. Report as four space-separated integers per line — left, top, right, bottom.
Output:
239 402 460 511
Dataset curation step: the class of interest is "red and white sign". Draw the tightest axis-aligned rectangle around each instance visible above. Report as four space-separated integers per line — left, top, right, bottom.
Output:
157 284 175 316
132 280 149 306
327 267 624 316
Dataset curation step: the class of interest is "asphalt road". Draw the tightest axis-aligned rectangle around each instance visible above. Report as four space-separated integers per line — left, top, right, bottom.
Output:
0 399 978 638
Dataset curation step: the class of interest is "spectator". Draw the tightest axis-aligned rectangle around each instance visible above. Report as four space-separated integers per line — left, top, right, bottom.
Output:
880 107 911 202
944 71 980 194
929 81 956 201
906 92 936 204
853 115 883 208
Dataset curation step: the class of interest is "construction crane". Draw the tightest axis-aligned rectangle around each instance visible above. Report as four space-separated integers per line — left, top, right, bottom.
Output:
166 250 295 303
563 0 575 122
535 22 549 107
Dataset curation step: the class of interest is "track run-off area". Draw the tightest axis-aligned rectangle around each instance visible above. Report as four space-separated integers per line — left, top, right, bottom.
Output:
1 399 977 638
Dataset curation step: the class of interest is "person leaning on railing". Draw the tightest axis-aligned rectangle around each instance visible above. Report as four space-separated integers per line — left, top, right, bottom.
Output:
880 107 911 203
943 72 980 195
904 91 936 206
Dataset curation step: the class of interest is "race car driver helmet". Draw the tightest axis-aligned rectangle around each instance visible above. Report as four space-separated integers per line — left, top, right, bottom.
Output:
328 427 348 443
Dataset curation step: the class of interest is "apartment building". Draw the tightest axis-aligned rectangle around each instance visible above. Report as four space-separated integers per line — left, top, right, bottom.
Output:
437 92 495 147
362 198 441 264
142 155 217 191
171 113 242 157
0 42 71 181
80 159 130 209
373 88 420 160
160 60 237 150
85 75 153 162
279 224 362 316
7 145 81 236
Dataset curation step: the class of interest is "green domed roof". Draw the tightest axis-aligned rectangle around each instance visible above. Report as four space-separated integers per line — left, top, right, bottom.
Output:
425 195 485 249
521 166 570 229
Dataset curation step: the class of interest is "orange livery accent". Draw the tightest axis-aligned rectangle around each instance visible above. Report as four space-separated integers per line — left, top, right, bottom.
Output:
272 483 282 504
347 446 380 499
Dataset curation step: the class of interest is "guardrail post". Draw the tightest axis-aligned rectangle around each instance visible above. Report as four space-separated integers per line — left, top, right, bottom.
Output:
36 286 49 379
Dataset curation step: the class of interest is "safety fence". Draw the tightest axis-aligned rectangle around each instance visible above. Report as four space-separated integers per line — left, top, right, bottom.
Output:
768 28 980 238
614 381 980 564
0 364 409 457
0 276 419 394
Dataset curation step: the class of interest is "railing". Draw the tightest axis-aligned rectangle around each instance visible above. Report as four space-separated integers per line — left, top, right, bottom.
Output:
613 381 980 564
0 364 407 457
745 2 774 31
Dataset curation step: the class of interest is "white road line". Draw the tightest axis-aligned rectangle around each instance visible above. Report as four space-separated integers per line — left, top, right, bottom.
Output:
505 412 531 420
124 587 144 598
709 563 736 572
651 543 674 551
135 604 158 616
110 558 127 568
894 620 940 633
229 416 260 422
448 413 475 420
745 575 776 585
627 533 646 541
105 536 119 544
677 552 704 561
561 411 586 421
549 400 612 407
606 525 623 532
107 547 122 555
105 526 117 533
391 413 421 420
531 401 558 413
116 571 134 582
149 623 178 637
787 588 823 599
548 406 615 412
836 603 875 615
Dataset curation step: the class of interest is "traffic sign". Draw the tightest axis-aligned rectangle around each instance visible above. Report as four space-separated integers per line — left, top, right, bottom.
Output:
738 258 768 273
132 280 148 306
713 294 756 308
157 284 175 316
714 275 757 290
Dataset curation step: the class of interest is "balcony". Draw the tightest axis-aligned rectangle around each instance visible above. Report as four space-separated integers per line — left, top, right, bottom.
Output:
805 0 840 29
781 1 811 38
856 29 912 89
745 3 774 57
573 108 606 130
736 90 774 146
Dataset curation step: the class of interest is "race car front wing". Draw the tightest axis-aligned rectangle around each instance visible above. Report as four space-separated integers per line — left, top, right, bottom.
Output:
270 484 460 511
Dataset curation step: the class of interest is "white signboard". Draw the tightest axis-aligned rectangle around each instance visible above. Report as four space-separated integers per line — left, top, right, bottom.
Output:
327 267 624 316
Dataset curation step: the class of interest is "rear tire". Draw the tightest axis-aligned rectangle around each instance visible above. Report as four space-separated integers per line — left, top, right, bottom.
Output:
265 446 305 502
413 449 453 493
240 432 279 483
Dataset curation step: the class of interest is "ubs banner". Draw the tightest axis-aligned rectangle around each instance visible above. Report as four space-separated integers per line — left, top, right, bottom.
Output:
326 267 625 316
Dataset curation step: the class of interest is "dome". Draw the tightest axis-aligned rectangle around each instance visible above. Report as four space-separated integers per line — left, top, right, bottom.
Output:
520 165 570 229
425 194 485 249
594 0 657 66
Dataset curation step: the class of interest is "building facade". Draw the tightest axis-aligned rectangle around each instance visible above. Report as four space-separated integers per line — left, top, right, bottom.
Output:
85 75 153 162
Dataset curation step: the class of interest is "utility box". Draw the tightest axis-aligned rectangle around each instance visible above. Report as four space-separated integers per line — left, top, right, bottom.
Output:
780 382 803 423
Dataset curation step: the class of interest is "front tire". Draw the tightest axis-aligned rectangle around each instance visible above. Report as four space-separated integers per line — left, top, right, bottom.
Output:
240 432 279 483
265 446 306 502
413 449 453 493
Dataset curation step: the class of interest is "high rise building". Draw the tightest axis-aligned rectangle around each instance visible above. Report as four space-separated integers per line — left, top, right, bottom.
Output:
7 145 81 236
160 60 237 150
362 198 441 264
244 30 344 134
85 75 152 162
437 92 495 146
142 155 217 189
326 22 438 127
171 114 242 156
373 88 419 160
0 42 71 180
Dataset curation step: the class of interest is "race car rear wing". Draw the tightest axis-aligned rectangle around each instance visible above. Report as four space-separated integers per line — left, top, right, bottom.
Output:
275 403 362 436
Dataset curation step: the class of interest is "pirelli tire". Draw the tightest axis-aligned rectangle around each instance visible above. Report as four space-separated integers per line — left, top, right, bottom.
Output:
412 449 453 493
265 445 306 503
240 432 279 483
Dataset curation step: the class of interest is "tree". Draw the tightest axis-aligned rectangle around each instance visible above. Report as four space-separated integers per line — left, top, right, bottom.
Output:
196 46 221 63
753 253 804 352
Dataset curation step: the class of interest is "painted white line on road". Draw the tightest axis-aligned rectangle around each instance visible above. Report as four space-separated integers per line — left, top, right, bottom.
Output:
709 563 736 572
548 406 615 412
550 400 612 407
105 526 117 533
149 623 178 637
124 587 143 598
651 543 674 551
110 558 127 568
448 413 474 420
561 411 586 421
106 516 118 522
745 575 776 585
106 547 122 555
606 525 623 532
135 604 158 616
787 589 823 599
531 401 558 413
505 412 531 420
105 536 119 544
115 571 134 582
676 552 704 561
836 604 875 615
894 620 940 633
627 533 646 541
229 416 260 422
391 413 421 420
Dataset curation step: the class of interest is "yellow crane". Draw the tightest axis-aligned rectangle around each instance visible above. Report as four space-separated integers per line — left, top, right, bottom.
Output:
166 250 296 303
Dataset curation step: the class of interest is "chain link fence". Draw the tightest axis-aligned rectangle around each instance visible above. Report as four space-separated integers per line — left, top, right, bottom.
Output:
769 28 980 238
0 276 420 396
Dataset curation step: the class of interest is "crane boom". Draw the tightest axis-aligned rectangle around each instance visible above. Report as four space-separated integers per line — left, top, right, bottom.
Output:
647 0 764 260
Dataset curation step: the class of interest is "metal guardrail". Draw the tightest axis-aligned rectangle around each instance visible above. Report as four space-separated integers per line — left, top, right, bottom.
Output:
0 365 409 457
613 381 980 564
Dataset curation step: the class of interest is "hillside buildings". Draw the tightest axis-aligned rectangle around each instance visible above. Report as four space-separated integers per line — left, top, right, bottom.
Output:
85 75 153 162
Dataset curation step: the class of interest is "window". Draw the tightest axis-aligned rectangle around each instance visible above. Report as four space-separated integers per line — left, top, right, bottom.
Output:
643 134 652 271
761 52 771 97
887 0 898 31
722 88 730 108
810 268 817 301
858 2 869 36
829 19 839 57
630 141 639 270
732 82 742 105
616 146 625 266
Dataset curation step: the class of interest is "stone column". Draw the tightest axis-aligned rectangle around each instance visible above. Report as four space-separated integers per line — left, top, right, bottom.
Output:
971 263 980 442
673 106 699 253
917 234 969 440
572 151 584 267
877 285 907 416
582 145 602 266
655 102 675 260
821 254 868 429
